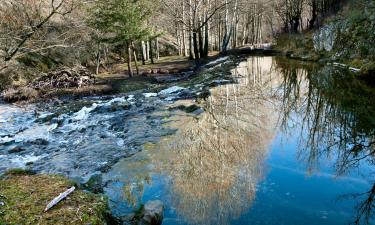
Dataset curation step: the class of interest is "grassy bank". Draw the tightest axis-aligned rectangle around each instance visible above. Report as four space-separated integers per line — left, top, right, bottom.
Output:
0 170 109 225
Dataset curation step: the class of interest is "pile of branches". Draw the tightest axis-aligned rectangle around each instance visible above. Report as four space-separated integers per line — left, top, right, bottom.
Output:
32 65 96 89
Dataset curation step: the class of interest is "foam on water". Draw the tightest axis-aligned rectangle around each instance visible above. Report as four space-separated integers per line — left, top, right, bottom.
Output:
158 86 185 95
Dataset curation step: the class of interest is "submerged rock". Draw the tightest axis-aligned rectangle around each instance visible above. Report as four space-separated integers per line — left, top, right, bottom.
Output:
140 200 164 225
28 138 49 145
8 146 25 154
82 172 103 193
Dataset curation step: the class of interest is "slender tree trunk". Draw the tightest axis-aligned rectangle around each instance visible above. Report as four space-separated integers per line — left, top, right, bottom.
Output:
203 19 209 57
149 39 154 64
309 0 318 29
131 41 139 75
156 37 160 60
182 0 187 56
141 41 146 65
146 41 150 61
198 21 204 57
221 0 229 52
127 42 133 78
176 21 181 55
193 31 200 60
189 0 194 59
95 43 100 75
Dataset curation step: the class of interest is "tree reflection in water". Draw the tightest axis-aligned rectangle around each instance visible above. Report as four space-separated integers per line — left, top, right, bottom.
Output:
275 57 375 225
158 57 281 225
109 56 374 225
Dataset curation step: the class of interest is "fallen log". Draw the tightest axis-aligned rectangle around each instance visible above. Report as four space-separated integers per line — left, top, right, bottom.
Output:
44 186 75 212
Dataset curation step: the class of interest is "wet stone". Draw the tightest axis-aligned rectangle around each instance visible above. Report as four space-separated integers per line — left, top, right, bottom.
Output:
82 173 104 193
28 138 49 145
139 200 164 225
8 146 25 154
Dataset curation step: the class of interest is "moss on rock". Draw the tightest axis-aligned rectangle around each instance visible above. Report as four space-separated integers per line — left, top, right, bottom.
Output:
0 172 109 225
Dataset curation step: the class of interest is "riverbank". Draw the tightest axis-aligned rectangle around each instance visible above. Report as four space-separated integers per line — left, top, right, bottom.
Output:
274 0 375 78
0 50 272 104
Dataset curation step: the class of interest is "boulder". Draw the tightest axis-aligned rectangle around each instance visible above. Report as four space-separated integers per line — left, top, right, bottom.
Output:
151 69 159 74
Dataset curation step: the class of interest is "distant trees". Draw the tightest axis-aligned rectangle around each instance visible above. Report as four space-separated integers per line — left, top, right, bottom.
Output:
273 0 344 33
163 0 275 60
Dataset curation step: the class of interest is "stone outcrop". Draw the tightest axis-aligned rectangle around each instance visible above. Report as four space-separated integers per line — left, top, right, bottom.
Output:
313 23 338 52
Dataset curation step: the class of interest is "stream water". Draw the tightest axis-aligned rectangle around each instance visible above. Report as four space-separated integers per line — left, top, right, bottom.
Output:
0 56 374 225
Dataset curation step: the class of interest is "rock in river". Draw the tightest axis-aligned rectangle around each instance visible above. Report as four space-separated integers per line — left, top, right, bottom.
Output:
8 147 25 154
139 200 164 225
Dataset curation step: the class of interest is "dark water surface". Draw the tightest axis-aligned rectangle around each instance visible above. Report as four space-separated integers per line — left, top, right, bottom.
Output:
1 56 374 225
104 57 375 225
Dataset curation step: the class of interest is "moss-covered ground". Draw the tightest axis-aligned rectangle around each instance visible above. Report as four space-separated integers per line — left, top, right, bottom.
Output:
0 170 109 225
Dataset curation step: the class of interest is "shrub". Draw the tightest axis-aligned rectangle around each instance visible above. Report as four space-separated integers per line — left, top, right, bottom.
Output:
2 87 39 103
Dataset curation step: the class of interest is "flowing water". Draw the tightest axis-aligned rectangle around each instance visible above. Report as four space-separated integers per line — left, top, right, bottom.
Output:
0 56 374 225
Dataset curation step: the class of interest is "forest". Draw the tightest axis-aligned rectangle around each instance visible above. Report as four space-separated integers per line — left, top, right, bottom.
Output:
0 0 353 88
0 0 374 225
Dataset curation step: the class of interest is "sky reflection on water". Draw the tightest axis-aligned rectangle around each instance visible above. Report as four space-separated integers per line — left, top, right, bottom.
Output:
105 56 375 225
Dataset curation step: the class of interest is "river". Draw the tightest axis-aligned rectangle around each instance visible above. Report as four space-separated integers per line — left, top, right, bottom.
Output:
0 56 374 225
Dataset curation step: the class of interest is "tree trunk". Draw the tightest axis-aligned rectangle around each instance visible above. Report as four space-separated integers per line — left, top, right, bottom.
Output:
203 19 209 57
221 0 229 52
198 22 204 57
182 0 187 56
146 41 150 61
95 43 100 75
141 41 146 65
292 17 300 33
156 37 160 60
127 42 133 78
132 41 139 75
193 31 200 60
309 0 318 29
149 39 154 64
189 0 194 59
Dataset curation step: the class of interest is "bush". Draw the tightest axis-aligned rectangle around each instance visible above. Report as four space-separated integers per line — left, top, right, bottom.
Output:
2 87 39 103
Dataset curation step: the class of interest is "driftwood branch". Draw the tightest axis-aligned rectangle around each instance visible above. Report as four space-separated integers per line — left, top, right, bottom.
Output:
44 186 75 212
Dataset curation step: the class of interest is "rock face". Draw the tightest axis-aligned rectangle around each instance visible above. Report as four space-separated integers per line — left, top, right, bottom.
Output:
32 65 95 89
140 200 164 225
313 23 338 52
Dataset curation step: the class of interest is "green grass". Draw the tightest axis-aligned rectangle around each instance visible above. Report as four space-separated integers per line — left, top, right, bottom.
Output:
0 172 109 225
